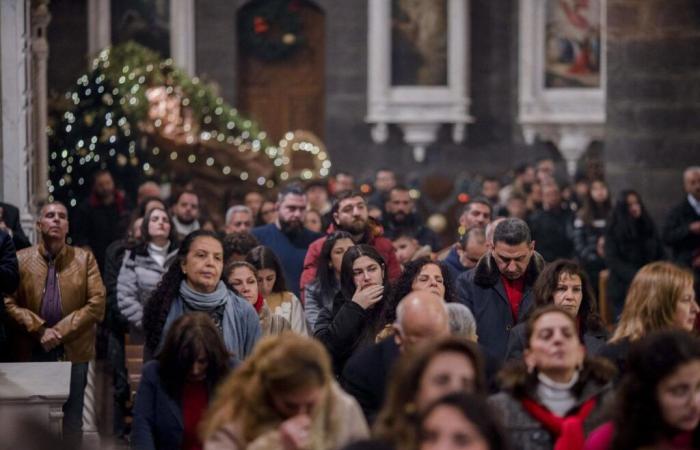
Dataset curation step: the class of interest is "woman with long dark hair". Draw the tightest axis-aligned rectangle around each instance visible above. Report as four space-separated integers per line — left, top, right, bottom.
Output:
142 230 261 360
117 207 178 347
573 179 611 294
132 313 231 450
604 189 665 319
314 244 391 374
304 231 354 330
505 259 607 361
246 245 308 335
585 330 700 450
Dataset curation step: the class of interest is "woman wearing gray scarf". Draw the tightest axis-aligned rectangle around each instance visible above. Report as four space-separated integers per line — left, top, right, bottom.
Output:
143 230 261 361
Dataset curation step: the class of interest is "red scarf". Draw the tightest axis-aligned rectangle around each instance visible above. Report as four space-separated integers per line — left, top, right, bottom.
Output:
253 293 265 314
521 397 597 450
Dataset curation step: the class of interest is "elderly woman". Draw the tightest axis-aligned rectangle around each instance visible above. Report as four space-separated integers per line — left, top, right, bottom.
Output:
489 305 615 450
117 207 178 347
505 259 607 361
201 334 369 450
314 244 392 374
373 336 487 450
132 313 231 450
598 261 699 375
143 230 261 361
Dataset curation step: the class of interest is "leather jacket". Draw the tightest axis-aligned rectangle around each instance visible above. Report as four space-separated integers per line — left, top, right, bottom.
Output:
4 243 106 362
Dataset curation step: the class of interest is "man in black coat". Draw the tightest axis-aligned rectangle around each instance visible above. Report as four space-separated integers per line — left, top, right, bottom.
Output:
456 218 544 361
382 185 441 251
663 167 700 270
0 202 31 250
527 182 574 262
0 230 19 361
341 290 450 424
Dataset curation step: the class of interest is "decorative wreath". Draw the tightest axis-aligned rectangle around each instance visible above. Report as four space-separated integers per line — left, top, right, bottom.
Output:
239 0 305 61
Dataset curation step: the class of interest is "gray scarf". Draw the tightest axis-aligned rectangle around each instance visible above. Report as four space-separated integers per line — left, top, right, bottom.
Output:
178 280 229 311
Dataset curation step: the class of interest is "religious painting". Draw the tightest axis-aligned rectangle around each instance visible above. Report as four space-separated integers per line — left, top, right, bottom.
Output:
545 0 602 88
112 0 171 58
391 0 448 86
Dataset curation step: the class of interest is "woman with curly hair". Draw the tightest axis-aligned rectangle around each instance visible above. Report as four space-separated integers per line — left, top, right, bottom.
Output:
304 230 354 329
201 333 369 450
378 257 455 338
373 336 486 450
224 260 291 336
599 261 699 375
246 245 308 335
505 259 607 361
585 330 700 450
142 230 261 361
490 305 615 450
314 244 391 374
132 313 231 450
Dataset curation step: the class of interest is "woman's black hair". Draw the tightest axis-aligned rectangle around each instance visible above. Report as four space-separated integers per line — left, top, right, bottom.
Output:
419 392 510 450
381 257 455 326
611 330 700 450
339 244 390 327
315 231 354 294
577 179 612 225
157 312 231 398
245 245 287 293
143 229 223 354
607 189 657 240
132 206 179 256
532 259 605 335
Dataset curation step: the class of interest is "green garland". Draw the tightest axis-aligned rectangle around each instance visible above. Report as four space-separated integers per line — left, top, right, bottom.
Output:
238 0 304 61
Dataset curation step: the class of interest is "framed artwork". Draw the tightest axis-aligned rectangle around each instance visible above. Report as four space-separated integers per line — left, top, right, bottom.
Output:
367 0 473 162
518 0 606 175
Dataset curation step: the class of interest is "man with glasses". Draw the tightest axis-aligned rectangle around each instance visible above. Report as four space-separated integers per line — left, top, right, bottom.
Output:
456 218 544 361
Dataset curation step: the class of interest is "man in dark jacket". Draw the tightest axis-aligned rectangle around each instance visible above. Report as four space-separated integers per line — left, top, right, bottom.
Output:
0 202 31 250
443 226 489 284
663 167 700 270
252 185 322 296
527 182 574 262
456 218 544 361
0 230 19 361
382 185 440 251
70 169 130 272
341 290 450 423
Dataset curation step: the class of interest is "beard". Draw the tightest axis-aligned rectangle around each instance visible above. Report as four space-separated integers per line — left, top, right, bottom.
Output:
341 218 367 235
280 218 304 238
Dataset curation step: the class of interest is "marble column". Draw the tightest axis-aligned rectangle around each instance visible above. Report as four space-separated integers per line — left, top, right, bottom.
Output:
31 1 51 202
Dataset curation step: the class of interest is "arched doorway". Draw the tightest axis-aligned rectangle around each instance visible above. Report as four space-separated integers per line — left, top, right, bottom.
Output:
237 0 325 143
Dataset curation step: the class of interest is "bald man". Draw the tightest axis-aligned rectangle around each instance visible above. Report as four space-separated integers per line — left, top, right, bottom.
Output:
341 290 450 423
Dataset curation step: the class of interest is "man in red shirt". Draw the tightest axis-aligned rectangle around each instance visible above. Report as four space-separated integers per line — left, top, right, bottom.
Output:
455 218 544 361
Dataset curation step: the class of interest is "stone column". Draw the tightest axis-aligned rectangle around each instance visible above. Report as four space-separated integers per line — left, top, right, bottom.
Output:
605 0 700 219
87 0 110 58
31 1 50 202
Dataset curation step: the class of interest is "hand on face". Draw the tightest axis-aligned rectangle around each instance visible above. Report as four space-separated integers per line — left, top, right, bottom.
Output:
279 414 312 450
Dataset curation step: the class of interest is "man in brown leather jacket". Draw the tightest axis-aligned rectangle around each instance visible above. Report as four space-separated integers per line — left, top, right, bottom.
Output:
4 200 105 445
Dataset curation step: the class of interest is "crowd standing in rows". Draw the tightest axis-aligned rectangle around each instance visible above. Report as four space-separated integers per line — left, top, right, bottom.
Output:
0 161 699 450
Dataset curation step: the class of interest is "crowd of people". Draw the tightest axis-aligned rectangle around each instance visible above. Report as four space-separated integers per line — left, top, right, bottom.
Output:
0 160 699 450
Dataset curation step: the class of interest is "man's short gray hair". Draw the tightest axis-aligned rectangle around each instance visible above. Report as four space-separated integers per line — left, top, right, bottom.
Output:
225 205 252 224
446 303 477 340
493 217 531 246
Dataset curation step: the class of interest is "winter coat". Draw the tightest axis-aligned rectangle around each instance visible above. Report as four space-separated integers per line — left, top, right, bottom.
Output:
117 246 177 333
4 243 105 362
203 382 369 450
341 336 401 424
304 278 340 331
504 322 608 362
604 222 665 315
489 359 615 450
527 208 575 262
300 221 401 298
662 198 700 268
456 252 545 361
314 290 385 375
443 246 469 285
